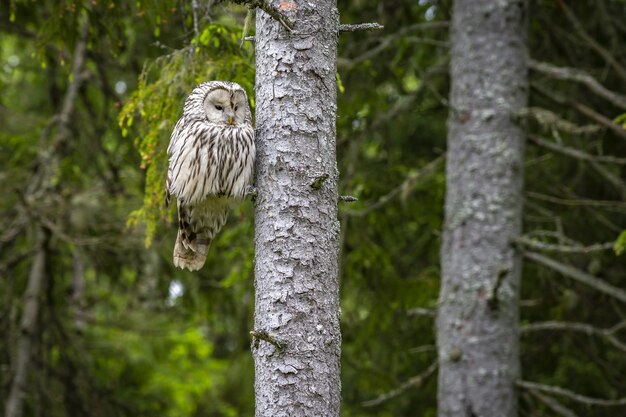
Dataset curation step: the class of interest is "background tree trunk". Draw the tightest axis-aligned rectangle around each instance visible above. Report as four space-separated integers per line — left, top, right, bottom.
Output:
436 1 528 416
252 2 341 417
5 230 47 417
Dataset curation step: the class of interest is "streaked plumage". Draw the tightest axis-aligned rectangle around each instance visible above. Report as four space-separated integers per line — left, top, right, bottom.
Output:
166 81 255 271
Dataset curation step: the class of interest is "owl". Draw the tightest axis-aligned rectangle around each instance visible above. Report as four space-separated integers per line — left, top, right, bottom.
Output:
165 81 255 271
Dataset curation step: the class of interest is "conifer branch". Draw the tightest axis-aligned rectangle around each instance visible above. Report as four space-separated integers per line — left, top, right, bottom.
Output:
339 23 384 32
362 361 438 407
518 380 626 406
521 320 626 354
530 60 626 110
524 251 626 305
527 389 580 417
515 235 614 254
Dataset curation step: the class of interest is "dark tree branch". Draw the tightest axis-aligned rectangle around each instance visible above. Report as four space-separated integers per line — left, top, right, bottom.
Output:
342 156 443 217
521 320 626 354
530 60 626 110
518 380 626 407
338 22 448 70
515 235 615 254
362 361 438 407
528 135 626 165
527 389 580 417
526 191 626 212
558 0 626 82
517 107 601 135
588 160 626 200
524 251 626 305
531 82 626 140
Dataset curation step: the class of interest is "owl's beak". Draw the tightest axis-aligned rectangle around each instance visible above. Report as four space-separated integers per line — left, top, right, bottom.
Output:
229 116 234 125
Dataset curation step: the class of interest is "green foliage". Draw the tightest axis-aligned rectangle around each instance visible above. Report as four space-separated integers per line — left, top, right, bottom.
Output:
119 23 255 246
614 230 626 255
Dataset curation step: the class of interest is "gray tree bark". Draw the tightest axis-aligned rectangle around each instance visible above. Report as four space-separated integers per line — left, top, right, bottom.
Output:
436 1 528 417
252 2 341 417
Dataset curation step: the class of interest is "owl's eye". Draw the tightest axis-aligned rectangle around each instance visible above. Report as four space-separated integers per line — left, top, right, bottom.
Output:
234 105 239 111
215 105 223 111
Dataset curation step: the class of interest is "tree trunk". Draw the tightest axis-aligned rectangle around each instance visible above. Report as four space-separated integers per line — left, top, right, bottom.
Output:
436 1 528 417
252 2 341 417
5 230 47 417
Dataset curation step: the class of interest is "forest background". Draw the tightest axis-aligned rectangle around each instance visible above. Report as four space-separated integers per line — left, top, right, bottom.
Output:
1 0 626 416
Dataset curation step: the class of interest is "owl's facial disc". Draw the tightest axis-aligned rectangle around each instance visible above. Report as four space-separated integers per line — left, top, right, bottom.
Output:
203 88 248 126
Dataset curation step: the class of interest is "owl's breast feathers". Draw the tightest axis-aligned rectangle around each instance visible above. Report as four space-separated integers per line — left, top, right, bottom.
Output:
167 119 255 206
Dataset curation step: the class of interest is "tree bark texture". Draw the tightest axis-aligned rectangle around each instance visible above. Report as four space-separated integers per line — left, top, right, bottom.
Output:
252 2 341 417
437 1 528 417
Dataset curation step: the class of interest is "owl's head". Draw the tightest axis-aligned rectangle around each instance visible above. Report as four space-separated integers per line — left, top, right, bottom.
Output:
189 81 249 127
183 81 252 126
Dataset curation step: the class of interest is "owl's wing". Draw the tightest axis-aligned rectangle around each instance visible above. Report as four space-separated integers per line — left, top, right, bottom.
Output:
165 116 187 208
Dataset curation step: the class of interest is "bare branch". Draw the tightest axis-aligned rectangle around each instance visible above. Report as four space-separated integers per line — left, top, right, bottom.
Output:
515 235 614 254
518 380 626 407
526 191 626 212
339 23 384 33
589 160 626 200
517 107 601 135
527 389 580 417
521 320 626 354
531 82 626 140
362 361 438 407
572 101 626 140
338 21 448 70
530 60 626 110
528 135 626 165
558 0 626 82
523 251 626 305
408 345 436 354
338 195 358 203
342 156 444 217
407 307 437 317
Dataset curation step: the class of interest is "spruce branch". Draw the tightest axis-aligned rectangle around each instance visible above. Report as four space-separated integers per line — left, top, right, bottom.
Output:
339 23 384 33
515 235 615 254
524 251 626 305
521 320 626 354
527 389 580 417
362 361 438 407
310 174 329 190
530 60 626 110
518 380 626 407
338 195 358 203
250 330 285 351
528 135 626 165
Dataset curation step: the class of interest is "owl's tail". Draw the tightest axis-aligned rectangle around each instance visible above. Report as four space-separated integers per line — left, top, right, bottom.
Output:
172 200 231 271
173 230 211 271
